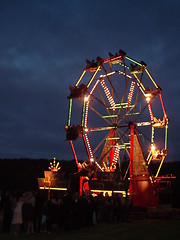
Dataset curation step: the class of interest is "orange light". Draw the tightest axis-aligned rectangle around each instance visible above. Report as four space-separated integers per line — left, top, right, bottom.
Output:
84 95 89 102
39 187 67 191
49 157 61 172
151 144 156 151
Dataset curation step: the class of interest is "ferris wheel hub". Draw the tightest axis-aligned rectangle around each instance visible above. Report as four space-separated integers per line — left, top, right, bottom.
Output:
128 121 134 128
111 123 118 130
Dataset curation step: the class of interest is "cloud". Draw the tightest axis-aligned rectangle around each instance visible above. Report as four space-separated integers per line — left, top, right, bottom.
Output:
0 0 179 161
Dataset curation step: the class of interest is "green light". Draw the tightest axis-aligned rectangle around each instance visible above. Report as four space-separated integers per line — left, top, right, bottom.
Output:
125 56 142 66
165 125 168 150
119 62 130 69
106 137 120 141
126 112 140 116
115 103 128 106
68 99 72 126
119 144 130 149
128 133 142 137
81 98 86 126
108 104 134 110
102 115 118 119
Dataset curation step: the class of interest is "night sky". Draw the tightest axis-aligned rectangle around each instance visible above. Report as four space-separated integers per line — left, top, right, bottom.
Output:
0 0 179 161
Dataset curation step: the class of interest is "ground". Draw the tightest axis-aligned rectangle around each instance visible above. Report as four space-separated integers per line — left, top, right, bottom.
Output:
0 219 179 240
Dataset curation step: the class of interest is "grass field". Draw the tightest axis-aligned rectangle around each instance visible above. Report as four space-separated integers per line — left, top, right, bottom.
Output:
0 219 179 240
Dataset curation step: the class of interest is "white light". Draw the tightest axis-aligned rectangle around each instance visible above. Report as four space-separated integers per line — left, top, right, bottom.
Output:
90 158 94 162
145 93 152 103
151 144 155 151
84 128 88 132
146 97 151 102
100 80 116 111
145 93 152 97
84 95 89 102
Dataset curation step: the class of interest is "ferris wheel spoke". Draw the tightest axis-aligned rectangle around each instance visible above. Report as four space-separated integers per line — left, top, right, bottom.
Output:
134 94 158 124
116 96 144 126
102 65 122 106
101 65 131 124
114 88 130 124
123 163 130 180
123 58 130 116
116 131 130 178
93 132 110 155
88 105 112 125
130 72 144 122
116 80 131 119
92 81 115 123
136 127 152 144
99 143 116 168
82 132 110 164
116 130 130 157
118 93 147 126
90 94 110 111
116 127 129 145
116 59 135 119
133 100 150 123
116 63 130 117
99 127 129 165
116 127 130 138
130 86 140 122
87 124 128 132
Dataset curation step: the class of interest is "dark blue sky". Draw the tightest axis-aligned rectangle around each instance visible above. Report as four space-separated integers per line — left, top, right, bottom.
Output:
0 0 179 161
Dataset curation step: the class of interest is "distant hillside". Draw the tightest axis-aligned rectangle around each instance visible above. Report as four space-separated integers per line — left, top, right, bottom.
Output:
0 159 179 191
0 159 77 190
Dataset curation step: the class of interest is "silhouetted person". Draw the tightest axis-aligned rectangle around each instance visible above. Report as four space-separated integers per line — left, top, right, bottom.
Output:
62 193 73 230
34 191 45 233
2 191 13 233
11 194 24 235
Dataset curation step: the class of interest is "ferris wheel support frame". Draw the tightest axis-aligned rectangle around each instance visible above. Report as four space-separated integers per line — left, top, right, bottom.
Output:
66 50 168 182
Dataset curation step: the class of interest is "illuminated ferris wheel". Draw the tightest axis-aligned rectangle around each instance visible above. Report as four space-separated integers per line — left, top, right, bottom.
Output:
66 50 168 179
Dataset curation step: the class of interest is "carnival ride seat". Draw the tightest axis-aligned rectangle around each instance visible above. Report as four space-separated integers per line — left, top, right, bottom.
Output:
152 117 168 128
151 148 167 160
65 125 83 140
130 63 144 74
67 84 87 99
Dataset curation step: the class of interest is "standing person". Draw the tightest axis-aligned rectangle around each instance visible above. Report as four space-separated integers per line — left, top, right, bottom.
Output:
2 191 13 233
11 194 24 235
26 191 35 234
72 192 80 229
33 190 45 233
62 193 73 230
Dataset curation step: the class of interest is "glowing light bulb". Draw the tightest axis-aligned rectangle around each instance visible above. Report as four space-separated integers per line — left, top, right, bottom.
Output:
84 95 89 102
146 97 151 102
151 145 155 151
145 93 152 103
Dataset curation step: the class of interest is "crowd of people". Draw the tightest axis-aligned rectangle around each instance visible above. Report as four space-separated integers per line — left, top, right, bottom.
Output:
0 190 130 234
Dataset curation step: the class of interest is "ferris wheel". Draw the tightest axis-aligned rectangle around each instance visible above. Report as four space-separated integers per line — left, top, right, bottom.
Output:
66 50 168 179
